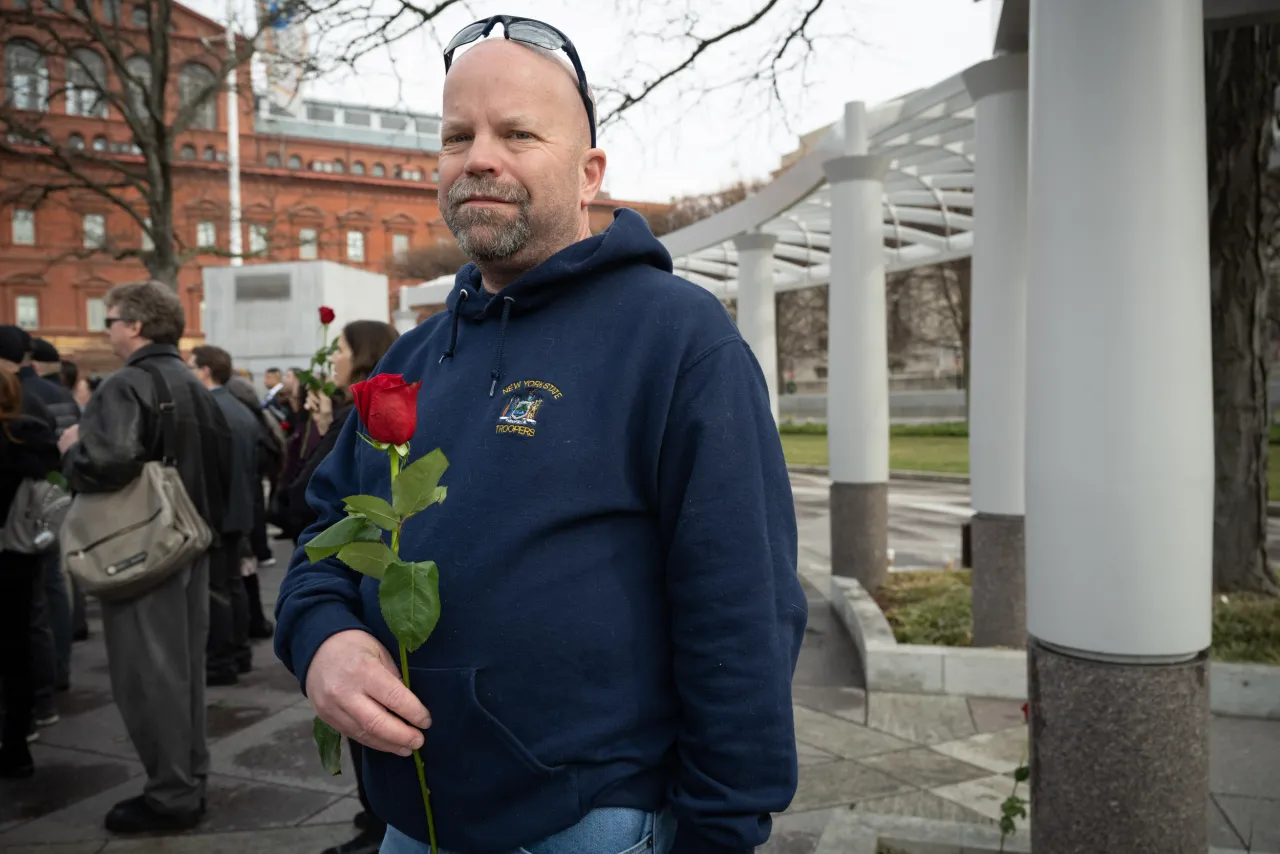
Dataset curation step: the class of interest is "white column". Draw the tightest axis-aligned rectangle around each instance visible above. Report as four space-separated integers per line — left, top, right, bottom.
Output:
964 54 1028 518
733 231 779 421
824 101 891 588
825 102 889 485
393 286 418 334
1026 0 1212 660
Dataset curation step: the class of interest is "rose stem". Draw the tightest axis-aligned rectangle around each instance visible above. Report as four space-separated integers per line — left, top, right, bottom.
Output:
389 450 439 854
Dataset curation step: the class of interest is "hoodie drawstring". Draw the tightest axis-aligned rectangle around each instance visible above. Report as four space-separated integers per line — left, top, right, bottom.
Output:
489 296 515 397
439 289 470 363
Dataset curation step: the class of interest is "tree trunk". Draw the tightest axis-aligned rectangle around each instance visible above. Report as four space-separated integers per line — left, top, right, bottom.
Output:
1206 24 1280 595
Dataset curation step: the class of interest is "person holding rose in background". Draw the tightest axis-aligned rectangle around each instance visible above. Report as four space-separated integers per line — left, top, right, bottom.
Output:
281 318 399 854
276 18 804 854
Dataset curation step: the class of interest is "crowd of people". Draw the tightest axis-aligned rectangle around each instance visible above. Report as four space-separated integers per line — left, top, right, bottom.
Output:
0 280 399 850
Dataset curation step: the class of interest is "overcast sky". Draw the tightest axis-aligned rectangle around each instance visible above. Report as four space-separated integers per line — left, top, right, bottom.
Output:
197 0 994 203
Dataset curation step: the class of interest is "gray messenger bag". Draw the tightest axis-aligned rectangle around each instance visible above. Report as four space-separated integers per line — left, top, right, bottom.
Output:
62 362 213 601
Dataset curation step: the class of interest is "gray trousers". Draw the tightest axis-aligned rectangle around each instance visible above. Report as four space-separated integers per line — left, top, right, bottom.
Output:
101 555 210 814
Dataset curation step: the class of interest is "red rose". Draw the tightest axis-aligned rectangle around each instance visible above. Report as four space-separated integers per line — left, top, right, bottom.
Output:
1021 702 1029 722
318 305 336 325
351 373 420 446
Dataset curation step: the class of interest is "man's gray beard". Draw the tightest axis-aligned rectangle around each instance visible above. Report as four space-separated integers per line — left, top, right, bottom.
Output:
446 203 533 262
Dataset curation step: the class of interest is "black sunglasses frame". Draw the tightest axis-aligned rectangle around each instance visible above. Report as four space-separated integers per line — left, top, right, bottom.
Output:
443 15 597 148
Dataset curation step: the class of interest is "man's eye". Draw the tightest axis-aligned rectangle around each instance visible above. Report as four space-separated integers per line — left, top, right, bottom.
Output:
511 131 533 140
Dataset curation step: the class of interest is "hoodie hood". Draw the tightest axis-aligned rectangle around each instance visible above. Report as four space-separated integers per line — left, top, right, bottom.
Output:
445 208 671 321
437 208 673 395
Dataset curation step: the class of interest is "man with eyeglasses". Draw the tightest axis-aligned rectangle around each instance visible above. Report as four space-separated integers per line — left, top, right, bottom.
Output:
277 17 804 854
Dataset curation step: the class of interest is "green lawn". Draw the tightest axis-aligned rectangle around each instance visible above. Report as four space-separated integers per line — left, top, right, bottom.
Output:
874 569 1280 664
784 431 1280 500
781 433 970 474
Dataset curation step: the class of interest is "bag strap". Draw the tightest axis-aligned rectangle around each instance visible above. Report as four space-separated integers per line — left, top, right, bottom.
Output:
133 359 179 466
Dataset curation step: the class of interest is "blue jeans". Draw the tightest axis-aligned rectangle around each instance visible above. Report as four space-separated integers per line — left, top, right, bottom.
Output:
380 807 675 854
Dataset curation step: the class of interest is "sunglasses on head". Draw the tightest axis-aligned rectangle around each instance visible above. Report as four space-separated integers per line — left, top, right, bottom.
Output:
443 15 597 148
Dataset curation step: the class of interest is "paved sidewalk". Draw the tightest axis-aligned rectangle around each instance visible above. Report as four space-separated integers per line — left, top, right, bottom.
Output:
4 478 1278 853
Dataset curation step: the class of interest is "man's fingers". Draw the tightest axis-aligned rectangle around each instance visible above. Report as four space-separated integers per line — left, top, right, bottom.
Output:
366 666 431 729
344 694 425 756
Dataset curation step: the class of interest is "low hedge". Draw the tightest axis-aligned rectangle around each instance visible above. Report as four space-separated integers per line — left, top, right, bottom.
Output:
780 421 969 438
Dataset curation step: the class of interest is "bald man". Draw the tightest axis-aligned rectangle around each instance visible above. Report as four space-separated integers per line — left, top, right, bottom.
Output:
276 16 805 854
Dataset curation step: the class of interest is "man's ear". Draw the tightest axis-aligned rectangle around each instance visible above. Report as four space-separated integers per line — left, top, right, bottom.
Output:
580 147 607 208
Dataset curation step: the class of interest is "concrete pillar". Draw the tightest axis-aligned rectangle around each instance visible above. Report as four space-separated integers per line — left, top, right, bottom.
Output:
824 102 891 590
393 287 418 334
1026 1 1212 851
962 54 1029 648
733 231 779 421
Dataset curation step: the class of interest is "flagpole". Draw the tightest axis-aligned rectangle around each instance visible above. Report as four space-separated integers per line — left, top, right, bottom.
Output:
227 0 243 267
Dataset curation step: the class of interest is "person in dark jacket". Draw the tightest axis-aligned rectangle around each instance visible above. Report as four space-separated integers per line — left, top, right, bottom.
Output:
284 319 398 854
60 281 233 835
22 338 79 435
190 346 261 685
0 332 60 779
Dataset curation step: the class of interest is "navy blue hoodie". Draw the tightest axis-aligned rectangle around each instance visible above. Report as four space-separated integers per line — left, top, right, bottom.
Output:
275 209 805 854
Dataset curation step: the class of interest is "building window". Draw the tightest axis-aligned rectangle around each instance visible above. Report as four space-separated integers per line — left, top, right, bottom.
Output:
68 133 84 151
351 160 365 176
180 144 196 160
178 63 217 129
346 230 364 263
66 48 108 118
124 54 150 117
140 216 152 250
298 227 318 260
265 152 280 168
431 168 438 182
92 135 108 152
103 0 122 25
379 114 407 131
83 213 105 248
130 5 147 27
5 39 48 112
287 154 301 170
196 220 216 248
202 145 216 161
344 109 370 127
306 104 335 122
248 223 268 255
86 297 106 331
392 233 409 258
12 208 34 245
333 159 344 174
15 296 38 330
415 118 439 135
372 163 385 177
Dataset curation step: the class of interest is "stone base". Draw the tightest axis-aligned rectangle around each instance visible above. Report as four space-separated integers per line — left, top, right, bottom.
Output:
1028 638 1209 854
830 482 888 590
970 513 1026 648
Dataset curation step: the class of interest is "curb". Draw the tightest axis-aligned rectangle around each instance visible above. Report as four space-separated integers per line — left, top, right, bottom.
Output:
1270 502 1280 518
787 465 971 484
830 574 1280 720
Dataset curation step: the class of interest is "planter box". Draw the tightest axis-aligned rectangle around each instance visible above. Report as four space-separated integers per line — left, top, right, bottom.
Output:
830 575 1280 720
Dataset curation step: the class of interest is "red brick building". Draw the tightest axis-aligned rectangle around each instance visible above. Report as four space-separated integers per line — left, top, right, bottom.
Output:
0 2 663 372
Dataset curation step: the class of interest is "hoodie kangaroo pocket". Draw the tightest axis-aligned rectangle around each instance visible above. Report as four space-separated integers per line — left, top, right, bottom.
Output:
398 666 581 852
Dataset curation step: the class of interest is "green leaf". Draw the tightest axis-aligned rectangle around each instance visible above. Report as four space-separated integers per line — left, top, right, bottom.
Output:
46 471 68 490
392 449 449 518
1013 765 1030 783
336 540 397 579
434 485 447 505
378 560 441 652
304 516 381 562
313 717 343 776
344 494 398 531
357 433 386 451
322 380 336 397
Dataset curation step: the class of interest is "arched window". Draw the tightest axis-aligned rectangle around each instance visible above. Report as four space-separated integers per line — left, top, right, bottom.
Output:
351 161 365 176
265 152 280 168
287 154 301 170
180 143 196 160
68 133 84 150
66 48 108 118
5 40 48 112
123 55 150 118
333 159 344 174
372 162 385 177
92 135 108 151
103 0 122 25
178 63 216 130
130 5 147 27
203 145 216 162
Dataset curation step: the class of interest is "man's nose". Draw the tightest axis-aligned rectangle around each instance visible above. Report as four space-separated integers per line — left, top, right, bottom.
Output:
463 131 503 175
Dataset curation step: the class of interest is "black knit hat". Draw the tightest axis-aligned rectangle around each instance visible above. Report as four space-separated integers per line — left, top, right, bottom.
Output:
31 337 59 363
0 325 29 364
